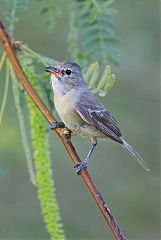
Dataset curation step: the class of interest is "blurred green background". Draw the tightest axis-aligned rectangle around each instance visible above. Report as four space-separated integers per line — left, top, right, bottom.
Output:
0 1 160 239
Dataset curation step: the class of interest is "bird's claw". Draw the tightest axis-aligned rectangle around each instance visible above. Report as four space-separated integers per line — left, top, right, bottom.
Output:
74 161 87 175
51 121 65 130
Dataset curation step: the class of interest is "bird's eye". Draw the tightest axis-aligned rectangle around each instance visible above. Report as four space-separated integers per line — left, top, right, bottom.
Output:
65 69 72 75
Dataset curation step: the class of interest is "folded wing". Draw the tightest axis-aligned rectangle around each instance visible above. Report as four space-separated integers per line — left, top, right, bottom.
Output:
76 103 123 144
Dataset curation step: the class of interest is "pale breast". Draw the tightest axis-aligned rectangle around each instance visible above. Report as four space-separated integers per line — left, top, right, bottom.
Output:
54 88 84 129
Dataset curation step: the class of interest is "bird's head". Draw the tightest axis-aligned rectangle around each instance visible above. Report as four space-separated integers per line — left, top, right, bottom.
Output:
45 60 84 91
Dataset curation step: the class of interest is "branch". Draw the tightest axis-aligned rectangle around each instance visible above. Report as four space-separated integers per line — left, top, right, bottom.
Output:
0 21 127 240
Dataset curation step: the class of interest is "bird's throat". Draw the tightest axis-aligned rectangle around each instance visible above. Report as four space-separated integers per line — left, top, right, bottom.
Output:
50 75 70 96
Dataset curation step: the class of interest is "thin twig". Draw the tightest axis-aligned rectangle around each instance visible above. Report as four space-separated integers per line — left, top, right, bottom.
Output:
0 21 127 240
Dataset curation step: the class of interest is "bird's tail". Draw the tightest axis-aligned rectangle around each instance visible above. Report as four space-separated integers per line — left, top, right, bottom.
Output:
121 137 150 171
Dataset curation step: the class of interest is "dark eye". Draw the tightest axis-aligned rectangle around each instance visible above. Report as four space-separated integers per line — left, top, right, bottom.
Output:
65 69 72 75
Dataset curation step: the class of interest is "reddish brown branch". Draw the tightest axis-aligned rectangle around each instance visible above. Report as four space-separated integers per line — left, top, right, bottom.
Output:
0 21 127 240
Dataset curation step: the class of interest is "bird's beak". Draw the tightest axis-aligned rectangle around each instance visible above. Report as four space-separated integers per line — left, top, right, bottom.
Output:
45 66 62 77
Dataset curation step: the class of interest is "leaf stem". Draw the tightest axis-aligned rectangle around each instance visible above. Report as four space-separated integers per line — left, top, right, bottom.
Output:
0 60 9 125
0 51 6 70
91 0 101 12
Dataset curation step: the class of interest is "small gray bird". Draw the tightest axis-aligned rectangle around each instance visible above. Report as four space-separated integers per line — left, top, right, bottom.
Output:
45 60 150 174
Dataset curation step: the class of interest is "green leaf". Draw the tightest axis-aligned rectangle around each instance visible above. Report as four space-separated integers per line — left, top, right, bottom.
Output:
85 62 99 89
97 65 111 90
84 62 116 97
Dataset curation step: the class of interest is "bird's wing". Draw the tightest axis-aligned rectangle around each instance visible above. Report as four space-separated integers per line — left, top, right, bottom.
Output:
76 103 123 144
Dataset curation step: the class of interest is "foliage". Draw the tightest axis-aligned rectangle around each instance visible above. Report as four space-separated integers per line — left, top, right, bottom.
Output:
21 62 65 240
68 0 120 66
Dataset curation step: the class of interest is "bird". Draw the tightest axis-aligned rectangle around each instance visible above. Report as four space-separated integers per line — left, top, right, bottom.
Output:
45 60 150 174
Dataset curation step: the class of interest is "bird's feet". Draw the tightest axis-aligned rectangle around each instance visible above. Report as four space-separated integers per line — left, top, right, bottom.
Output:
74 161 87 175
51 121 65 130
51 121 72 142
